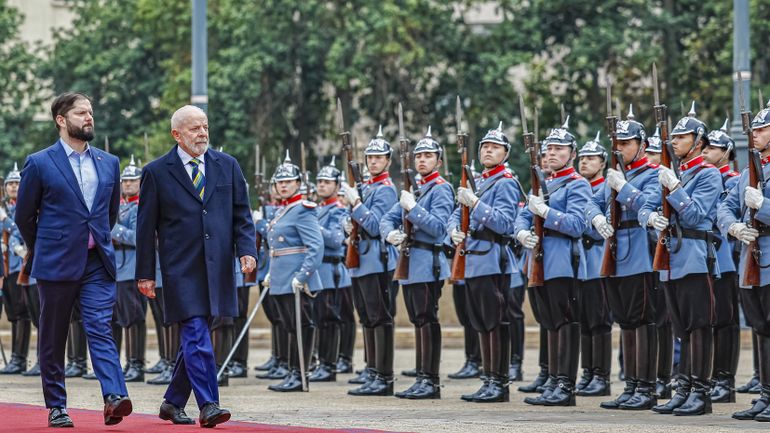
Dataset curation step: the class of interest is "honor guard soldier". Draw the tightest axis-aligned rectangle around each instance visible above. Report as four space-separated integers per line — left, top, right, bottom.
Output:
701 119 741 403
341 126 399 396
0 163 32 375
449 122 521 403
574 133 614 397
307 157 350 383
643 103 721 416
586 106 660 410
335 182 357 375
718 100 770 421
382 127 453 399
646 127 663 165
505 165 527 383
112 156 147 382
516 117 591 407
264 152 324 392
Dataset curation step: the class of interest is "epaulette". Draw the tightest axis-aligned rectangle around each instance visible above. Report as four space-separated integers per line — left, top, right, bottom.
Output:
502 172 513 178
702 163 716 169
647 163 660 169
302 200 317 208
727 171 740 177
518 202 525 208
569 173 582 180
435 178 446 184
335 202 346 208
381 180 393 186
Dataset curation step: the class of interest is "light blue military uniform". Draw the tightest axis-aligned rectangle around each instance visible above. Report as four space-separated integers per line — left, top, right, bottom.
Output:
583 178 607 280
714 166 740 274
4 202 23 274
380 171 453 284
640 156 721 281
112 197 138 282
584 157 660 277
349 172 398 278
267 195 324 295
448 164 519 278
318 197 351 289
515 166 591 281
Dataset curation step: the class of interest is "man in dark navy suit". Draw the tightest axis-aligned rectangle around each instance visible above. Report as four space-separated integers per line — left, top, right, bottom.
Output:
15 92 132 428
135 105 257 428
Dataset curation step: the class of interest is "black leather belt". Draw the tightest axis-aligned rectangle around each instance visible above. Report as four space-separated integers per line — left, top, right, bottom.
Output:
322 256 343 264
582 236 602 250
410 240 442 279
618 220 640 230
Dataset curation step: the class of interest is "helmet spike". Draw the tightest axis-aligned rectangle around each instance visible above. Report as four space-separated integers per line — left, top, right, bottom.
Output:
497 121 503 132
129 154 136 166
284 149 291 163
720 118 729 132
627 104 635 120
426 125 432 137
561 115 570 130
594 131 601 142
330 155 336 166
13 162 18 171
376 124 384 138
653 126 660 137
688 100 696 117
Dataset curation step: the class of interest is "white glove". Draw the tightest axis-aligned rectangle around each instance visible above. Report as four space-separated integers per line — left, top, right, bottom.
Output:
342 185 360 206
647 212 669 231
262 273 271 288
658 166 681 190
12 244 27 258
528 194 550 218
252 209 263 222
0 243 6 254
0 207 6 222
606 168 627 192
728 222 759 245
516 230 539 249
591 214 614 240
400 190 417 211
745 186 765 210
291 277 304 291
343 217 353 235
386 229 407 246
450 227 466 245
457 187 479 208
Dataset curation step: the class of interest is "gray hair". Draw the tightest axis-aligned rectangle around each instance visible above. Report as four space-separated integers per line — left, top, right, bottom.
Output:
170 105 207 130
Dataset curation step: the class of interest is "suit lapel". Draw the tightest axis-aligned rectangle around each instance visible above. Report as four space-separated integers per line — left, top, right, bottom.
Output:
166 146 203 202
48 141 89 210
202 151 219 206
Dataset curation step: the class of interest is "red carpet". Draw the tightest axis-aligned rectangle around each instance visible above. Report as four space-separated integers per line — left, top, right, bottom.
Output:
0 403 402 433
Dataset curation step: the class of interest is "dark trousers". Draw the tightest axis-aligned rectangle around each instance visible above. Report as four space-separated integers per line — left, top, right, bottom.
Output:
351 272 394 328
665 273 715 335
114 280 147 327
2 272 28 321
605 273 654 329
465 273 511 332
37 250 127 408
742 285 770 338
164 316 219 409
402 281 442 327
578 278 612 335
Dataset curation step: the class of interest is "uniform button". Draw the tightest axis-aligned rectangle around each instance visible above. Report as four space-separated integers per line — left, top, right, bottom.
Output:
203 209 208 215
205 234 210 239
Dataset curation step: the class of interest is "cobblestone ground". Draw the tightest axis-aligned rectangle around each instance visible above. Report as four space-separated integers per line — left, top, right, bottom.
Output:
0 346 766 432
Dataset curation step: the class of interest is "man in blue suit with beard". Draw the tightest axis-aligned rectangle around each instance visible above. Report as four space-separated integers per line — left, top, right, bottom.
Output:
15 92 131 428
135 105 257 428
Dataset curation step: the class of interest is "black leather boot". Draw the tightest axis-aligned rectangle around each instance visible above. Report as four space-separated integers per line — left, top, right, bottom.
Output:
738 330 760 393
673 328 712 416
211 324 233 387
349 325 393 396
577 333 593 391
620 324 657 410
710 324 738 403
601 328 636 409
734 386 770 420
309 325 337 382
542 323 579 406
0 322 28 374
450 325 481 379
656 323 673 399
578 331 612 397
405 323 441 400
519 326 547 392
336 322 355 374
349 327 376 385
473 375 509 403
509 317 524 382
401 326 421 378
524 329 557 405
268 368 303 392
653 375 690 414
124 323 145 382
673 378 711 416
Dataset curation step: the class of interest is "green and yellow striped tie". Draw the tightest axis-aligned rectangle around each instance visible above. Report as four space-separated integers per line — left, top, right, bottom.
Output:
190 158 205 199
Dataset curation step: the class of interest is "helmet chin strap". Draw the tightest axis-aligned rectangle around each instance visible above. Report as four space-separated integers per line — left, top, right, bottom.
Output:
683 131 704 163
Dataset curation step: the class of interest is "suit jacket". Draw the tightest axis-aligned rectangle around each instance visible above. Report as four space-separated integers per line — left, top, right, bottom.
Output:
15 140 120 281
135 146 257 323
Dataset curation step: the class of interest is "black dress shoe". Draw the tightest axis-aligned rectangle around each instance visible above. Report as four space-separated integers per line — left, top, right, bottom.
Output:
48 407 74 428
349 374 393 396
199 402 231 428
395 377 423 399
655 378 671 399
123 360 145 382
576 368 593 391
652 386 690 414
461 379 489 402
0 356 26 374
227 361 247 378
448 360 480 380
509 361 523 382
710 378 735 403
732 390 769 420
577 375 611 397
401 368 417 377
63 361 86 378
308 363 336 382
146 358 170 374
518 367 548 393
268 370 304 392
22 361 41 377
335 357 353 374
348 367 375 385
257 362 289 380
600 380 636 409
737 374 760 393
524 378 556 406
473 377 509 403
255 356 277 371
103 394 132 425
147 365 174 385
405 376 441 400
158 400 195 424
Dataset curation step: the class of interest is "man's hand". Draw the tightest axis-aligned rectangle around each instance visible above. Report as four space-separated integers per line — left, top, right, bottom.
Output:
745 186 765 210
516 230 539 249
12 244 27 258
606 168 627 192
592 215 614 240
658 166 681 191
386 229 407 246
450 227 466 245
240 255 256 273
291 277 304 292
400 190 417 211
343 218 353 235
647 212 669 231
252 209 263 222
528 194 550 218
262 273 271 288
138 279 156 299
728 222 759 245
0 207 7 222
457 187 478 208
341 185 360 207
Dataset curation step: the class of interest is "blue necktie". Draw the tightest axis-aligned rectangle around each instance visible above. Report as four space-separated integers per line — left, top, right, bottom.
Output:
190 158 205 199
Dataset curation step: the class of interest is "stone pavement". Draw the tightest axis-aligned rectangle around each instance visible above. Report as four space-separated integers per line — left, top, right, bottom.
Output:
0 347 766 432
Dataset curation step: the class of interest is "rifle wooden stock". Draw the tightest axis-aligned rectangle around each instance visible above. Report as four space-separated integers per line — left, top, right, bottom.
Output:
525 133 545 287
1 229 9 277
342 138 361 269
743 110 761 287
393 138 412 281
652 105 671 271
600 116 620 277
450 132 469 282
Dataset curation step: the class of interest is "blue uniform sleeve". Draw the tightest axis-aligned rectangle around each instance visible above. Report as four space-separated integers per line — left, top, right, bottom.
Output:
543 180 590 237
407 184 454 238
584 185 607 223
470 179 519 235
111 209 137 246
666 169 720 227
379 202 402 239
637 174 663 227
294 208 324 284
717 173 743 238
321 207 347 250
352 185 397 238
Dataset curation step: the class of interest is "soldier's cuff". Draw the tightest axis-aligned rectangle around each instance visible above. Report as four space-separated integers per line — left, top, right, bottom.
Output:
666 188 692 213
616 183 641 208
470 201 493 226
543 209 565 232
755 201 770 225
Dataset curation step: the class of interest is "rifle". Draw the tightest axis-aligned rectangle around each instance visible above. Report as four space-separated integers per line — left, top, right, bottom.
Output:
450 96 469 282
300 142 309 193
442 144 453 184
652 63 673 271
104 136 110 153
393 103 413 281
600 82 621 277
337 98 361 269
1 183 8 277
740 72 762 286
520 95 545 287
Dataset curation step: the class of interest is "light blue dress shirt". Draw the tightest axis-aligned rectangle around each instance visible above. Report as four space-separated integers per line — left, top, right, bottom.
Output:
61 139 99 247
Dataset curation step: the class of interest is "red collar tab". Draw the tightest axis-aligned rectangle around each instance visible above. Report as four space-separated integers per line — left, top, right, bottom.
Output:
626 157 648 171
482 164 506 179
321 196 338 206
679 155 704 172
280 194 303 206
126 195 139 203
368 172 390 185
718 165 733 174
420 171 440 185
5 199 15 206
590 177 605 187
763 155 770 166
550 166 576 179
